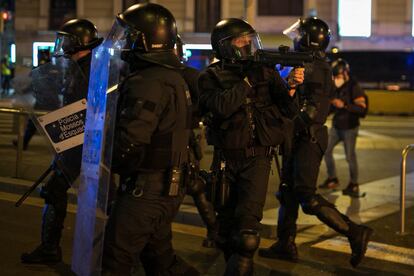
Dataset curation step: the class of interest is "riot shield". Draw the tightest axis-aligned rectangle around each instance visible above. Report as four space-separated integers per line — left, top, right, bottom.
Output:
72 20 127 276
29 56 88 184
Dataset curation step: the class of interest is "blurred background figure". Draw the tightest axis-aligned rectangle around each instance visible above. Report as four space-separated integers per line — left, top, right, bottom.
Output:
320 58 368 198
12 52 52 150
1 54 13 96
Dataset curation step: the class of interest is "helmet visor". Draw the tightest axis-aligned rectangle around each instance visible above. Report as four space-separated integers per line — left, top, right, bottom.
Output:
113 16 147 53
283 19 301 41
219 32 262 60
53 33 80 57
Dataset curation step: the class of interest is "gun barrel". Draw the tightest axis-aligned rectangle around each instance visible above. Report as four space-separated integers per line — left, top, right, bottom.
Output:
254 49 313 67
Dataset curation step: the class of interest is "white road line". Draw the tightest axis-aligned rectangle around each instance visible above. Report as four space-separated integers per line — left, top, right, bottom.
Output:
312 236 414 266
358 129 394 140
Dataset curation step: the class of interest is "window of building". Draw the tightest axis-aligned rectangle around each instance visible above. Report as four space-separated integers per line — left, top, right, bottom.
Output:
49 0 76 30
338 0 371 37
194 0 220 33
257 0 303 16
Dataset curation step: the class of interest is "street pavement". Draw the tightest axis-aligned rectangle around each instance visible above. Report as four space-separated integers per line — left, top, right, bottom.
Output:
0 95 414 275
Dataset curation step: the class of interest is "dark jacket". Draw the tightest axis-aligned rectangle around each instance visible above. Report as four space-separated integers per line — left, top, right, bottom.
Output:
290 56 334 151
55 54 92 182
295 57 334 127
181 65 201 129
199 62 294 150
112 62 192 174
332 78 366 130
63 54 91 105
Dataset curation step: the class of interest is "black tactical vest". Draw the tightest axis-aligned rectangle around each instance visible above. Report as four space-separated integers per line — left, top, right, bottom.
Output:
204 65 290 149
135 66 192 170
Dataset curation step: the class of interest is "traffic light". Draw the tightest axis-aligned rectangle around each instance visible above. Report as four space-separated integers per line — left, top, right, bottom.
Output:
2 10 7 20
0 10 10 33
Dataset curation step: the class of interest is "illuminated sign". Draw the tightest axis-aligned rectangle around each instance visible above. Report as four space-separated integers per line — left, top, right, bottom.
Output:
33 42 55 67
338 0 372 37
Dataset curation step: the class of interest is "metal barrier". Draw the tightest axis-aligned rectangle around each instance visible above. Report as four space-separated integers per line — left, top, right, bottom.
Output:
0 107 46 178
400 144 414 234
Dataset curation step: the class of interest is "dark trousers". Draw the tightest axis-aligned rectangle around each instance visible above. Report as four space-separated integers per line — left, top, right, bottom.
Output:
102 179 184 275
217 154 271 257
277 127 328 239
324 127 359 184
23 119 37 148
40 171 70 248
1 75 11 94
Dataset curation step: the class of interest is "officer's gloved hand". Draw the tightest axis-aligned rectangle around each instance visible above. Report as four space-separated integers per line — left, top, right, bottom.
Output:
288 67 305 88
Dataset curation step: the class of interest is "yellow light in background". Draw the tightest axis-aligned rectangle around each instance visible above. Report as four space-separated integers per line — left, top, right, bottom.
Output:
331 47 339 54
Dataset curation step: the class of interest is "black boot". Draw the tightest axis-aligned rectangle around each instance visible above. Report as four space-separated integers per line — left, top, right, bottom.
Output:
348 225 374 267
261 186 299 261
202 223 219 248
343 182 365 198
224 254 253 276
224 230 259 275
21 204 64 264
305 195 373 267
21 244 62 264
318 177 339 189
258 236 298 261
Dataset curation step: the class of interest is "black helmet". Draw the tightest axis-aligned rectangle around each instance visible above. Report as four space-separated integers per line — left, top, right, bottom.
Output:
54 19 103 56
117 3 177 52
331 58 350 76
211 18 262 61
284 17 331 52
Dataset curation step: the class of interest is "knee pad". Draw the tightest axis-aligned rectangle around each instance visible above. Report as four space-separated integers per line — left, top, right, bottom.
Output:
300 194 334 215
233 229 260 258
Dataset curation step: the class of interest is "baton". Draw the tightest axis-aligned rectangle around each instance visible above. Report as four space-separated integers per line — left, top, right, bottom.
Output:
15 165 53 207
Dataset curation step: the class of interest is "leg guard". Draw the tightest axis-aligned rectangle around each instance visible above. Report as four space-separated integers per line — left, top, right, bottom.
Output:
276 183 299 241
300 194 351 235
224 230 260 276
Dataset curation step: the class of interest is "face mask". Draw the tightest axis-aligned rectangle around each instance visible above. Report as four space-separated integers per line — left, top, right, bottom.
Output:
334 77 345 88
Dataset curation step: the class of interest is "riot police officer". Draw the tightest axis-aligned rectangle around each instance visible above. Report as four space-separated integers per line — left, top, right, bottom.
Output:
176 34 218 248
258 17 373 268
198 18 303 275
20 19 102 264
101 4 198 275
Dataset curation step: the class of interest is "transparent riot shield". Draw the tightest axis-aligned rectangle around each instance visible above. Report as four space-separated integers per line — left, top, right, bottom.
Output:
29 56 88 184
72 20 127 276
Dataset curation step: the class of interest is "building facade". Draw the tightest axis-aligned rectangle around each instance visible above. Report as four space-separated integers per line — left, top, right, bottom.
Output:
12 0 414 66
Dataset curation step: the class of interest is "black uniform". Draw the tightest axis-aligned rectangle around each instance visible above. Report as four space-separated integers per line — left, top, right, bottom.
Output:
181 65 218 247
20 18 103 264
103 57 194 274
199 61 294 274
259 17 373 268
21 54 91 263
276 56 333 241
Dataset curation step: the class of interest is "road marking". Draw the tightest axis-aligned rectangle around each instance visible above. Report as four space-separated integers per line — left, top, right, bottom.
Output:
0 191 77 213
312 236 414 266
358 129 393 140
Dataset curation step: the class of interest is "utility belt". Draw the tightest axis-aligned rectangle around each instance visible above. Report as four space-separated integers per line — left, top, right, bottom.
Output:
120 168 185 198
221 146 274 160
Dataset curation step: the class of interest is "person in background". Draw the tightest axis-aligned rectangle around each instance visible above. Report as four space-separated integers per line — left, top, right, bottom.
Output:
319 58 368 198
1 55 12 96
